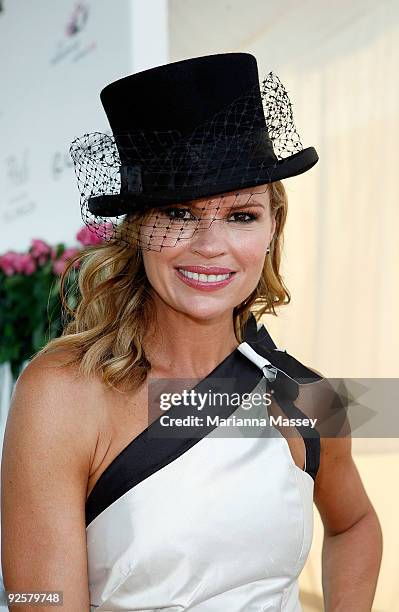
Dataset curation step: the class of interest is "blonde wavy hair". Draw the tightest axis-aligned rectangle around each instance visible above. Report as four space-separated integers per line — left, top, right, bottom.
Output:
35 181 291 393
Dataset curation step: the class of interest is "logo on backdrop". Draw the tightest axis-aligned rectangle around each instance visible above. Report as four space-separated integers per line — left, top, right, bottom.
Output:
5 150 30 188
50 1 96 66
51 129 112 181
51 149 74 181
65 2 89 37
2 149 36 223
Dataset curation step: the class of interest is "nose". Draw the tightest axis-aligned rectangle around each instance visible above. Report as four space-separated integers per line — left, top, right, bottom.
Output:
189 218 229 257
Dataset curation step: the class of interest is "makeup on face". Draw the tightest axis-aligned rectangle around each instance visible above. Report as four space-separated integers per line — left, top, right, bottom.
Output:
175 265 237 292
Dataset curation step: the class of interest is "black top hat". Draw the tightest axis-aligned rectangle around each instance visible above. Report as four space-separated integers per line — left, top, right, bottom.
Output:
70 53 318 218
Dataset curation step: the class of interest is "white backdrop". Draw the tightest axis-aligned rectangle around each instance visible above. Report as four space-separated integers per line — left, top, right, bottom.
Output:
0 0 168 603
169 1 398 609
0 0 168 251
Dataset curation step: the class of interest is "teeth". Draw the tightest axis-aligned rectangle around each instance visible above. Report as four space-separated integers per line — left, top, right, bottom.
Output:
178 269 232 282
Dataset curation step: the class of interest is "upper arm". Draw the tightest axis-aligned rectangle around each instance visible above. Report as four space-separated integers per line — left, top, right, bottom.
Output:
1 354 100 611
295 368 376 536
314 435 375 537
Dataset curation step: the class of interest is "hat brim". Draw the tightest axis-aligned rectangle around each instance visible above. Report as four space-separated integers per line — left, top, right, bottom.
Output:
87 146 318 217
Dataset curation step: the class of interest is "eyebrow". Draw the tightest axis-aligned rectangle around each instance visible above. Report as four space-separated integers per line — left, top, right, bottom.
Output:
241 201 265 208
188 200 266 211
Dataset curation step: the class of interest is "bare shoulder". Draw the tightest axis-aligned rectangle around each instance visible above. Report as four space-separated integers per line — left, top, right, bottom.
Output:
16 347 106 408
5 349 107 477
19 347 103 393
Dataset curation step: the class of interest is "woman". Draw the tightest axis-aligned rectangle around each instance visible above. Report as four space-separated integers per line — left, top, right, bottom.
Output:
2 53 382 611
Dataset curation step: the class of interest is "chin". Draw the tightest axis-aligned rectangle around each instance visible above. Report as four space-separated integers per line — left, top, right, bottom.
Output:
176 301 233 321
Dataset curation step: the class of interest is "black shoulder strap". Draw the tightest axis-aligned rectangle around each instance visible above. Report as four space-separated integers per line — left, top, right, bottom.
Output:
243 313 277 349
246 313 321 483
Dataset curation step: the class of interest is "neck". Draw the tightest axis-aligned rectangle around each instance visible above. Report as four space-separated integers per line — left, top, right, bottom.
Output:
143 299 239 380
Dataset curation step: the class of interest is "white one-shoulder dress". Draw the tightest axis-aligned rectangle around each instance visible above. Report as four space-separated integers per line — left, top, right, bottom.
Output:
86 314 324 611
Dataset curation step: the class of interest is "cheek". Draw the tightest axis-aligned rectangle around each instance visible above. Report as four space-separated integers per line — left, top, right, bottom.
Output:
234 232 268 268
242 253 266 282
142 253 166 288
142 247 181 291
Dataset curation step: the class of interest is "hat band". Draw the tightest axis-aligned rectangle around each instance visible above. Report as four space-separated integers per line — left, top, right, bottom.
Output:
118 134 278 196
120 164 143 195
119 160 278 197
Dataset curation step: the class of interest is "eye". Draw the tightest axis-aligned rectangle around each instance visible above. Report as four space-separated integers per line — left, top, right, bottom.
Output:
229 211 260 224
162 207 195 221
158 207 260 223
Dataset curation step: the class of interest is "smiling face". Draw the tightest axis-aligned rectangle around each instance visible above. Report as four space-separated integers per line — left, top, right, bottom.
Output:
140 184 276 322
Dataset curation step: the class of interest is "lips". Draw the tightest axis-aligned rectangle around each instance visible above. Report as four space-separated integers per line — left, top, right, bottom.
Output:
175 265 235 274
175 267 236 291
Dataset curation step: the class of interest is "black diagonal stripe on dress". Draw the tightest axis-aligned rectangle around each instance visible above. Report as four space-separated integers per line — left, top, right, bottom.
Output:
85 315 323 526
245 339 322 482
85 313 266 527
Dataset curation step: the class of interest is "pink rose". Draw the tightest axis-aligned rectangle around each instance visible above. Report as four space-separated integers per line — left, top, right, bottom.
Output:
0 251 19 276
52 247 81 275
19 254 37 275
30 238 51 259
37 254 48 266
52 259 67 275
0 252 36 276
62 247 80 264
76 223 113 246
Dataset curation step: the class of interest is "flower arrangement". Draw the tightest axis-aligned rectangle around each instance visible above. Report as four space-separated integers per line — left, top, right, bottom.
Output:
0 225 108 381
